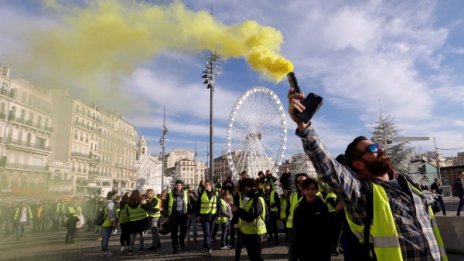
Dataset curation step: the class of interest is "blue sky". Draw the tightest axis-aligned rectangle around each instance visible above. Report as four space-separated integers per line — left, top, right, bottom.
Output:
1 0 464 163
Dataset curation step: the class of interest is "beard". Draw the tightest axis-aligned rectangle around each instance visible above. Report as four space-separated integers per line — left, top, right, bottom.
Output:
363 151 393 176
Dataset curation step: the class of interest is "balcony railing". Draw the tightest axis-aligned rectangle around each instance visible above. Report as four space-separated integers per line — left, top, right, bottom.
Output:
5 138 51 151
0 88 15 98
5 114 53 133
4 162 49 171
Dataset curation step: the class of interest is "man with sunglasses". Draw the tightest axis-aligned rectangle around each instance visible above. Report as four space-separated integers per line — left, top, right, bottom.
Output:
288 89 447 261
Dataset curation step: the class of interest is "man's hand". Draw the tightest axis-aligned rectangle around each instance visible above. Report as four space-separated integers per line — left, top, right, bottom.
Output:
287 88 310 131
231 205 238 213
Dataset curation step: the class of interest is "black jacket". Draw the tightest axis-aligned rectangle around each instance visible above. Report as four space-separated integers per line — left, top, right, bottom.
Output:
454 178 464 196
293 197 331 261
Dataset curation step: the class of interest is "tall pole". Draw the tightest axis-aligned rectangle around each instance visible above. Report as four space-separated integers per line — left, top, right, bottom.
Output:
209 57 214 182
434 137 441 181
160 107 166 193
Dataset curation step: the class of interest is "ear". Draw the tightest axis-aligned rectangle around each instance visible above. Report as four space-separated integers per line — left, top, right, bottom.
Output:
351 160 364 171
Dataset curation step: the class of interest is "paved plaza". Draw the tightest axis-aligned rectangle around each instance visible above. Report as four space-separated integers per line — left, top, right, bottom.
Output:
0 226 335 261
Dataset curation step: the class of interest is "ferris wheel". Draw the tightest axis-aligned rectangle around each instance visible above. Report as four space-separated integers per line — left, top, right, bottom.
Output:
225 87 287 180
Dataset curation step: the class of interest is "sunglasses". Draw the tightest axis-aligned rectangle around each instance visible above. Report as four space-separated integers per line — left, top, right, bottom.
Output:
355 143 380 160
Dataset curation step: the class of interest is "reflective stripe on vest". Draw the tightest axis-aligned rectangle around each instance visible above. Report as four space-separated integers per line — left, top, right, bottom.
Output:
147 196 161 218
269 190 278 212
240 197 267 235
200 191 217 215
286 191 302 228
128 205 148 222
429 210 447 260
168 190 188 216
345 183 403 260
324 192 337 213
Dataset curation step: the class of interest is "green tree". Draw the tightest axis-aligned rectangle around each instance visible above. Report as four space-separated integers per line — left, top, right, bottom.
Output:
371 115 418 175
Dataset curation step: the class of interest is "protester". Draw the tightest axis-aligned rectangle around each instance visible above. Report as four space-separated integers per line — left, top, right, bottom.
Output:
186 189 198 243
263 180 279 244
279 189 290 242
164 180 189 254
65 198 81 244
222 176 235 194
431 178 446 216
101 191 117 257
145 188 162 250
293 178 331 261
197 180 219 257
231 178 267 261
118 192 131 252
288 88 447 260
454 171 464 216
13 202 33 241
127 190 149 253
286 173 308 261
279 167 292 191
212 190 233 249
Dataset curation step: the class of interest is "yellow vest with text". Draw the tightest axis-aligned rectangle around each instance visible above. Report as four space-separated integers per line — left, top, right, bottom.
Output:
286 191 302 228
346 182 447 261
240 197 267 235
168 190 189 216
200 191 218 215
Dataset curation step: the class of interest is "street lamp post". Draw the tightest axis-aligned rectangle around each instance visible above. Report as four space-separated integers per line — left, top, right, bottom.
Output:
160 107 167 193
202 52 220 182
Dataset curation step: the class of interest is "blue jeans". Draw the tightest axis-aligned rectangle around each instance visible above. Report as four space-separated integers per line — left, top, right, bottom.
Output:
186 214 197 241
15 222 25 240
201 218 216 250
221 221 230 246
101 227 113 252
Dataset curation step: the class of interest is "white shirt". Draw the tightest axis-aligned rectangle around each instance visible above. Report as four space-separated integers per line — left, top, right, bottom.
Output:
20 207 28 222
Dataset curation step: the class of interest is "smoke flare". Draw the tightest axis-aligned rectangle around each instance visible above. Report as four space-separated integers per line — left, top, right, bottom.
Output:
15 0 293 87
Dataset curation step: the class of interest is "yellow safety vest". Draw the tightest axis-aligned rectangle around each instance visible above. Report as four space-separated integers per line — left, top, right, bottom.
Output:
168 190 189 216
324 192 337 213
128 205 148 222
280 196 288 220
14 207 33 221
101 204 113 228
118 204 130 224
346 182 448 261
216 199 228 224
147 196 161 218
240 197 267 235
286 191 302 228
269 190 278 212
200 191 218 215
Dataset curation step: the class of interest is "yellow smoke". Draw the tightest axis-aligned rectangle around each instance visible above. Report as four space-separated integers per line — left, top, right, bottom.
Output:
27 0 293 84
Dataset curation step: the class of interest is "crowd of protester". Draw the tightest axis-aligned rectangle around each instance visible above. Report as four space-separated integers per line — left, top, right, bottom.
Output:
0 166 459 260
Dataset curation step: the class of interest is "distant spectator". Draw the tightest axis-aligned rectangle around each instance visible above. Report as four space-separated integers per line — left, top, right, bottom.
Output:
431 178 446 216
279 167 292 191
454 172 464 216
222 176 235 194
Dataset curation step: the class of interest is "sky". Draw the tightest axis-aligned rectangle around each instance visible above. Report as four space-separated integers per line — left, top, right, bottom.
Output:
1 0 464 164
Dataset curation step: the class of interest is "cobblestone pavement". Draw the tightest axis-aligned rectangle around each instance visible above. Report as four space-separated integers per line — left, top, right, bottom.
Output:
0 227 343 261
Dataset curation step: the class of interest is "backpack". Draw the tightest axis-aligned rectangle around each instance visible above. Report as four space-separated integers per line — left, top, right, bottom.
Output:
94 207 105 226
